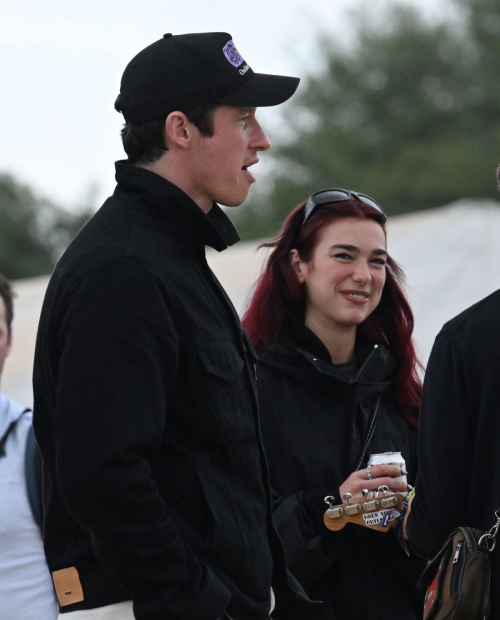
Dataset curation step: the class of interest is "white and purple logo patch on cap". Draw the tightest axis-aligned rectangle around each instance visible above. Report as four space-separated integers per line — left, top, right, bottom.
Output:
223 40 244 67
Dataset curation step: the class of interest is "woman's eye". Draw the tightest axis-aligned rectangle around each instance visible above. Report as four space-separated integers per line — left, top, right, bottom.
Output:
371 258 387 266
333 253 353 260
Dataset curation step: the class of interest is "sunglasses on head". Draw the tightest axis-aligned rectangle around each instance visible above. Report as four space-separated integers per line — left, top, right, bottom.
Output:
303 188 387 225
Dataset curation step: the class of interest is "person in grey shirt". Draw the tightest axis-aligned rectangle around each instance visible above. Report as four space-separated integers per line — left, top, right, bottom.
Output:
0 273 57 620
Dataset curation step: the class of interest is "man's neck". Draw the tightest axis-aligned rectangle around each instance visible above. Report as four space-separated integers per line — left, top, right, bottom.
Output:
137 160 213 214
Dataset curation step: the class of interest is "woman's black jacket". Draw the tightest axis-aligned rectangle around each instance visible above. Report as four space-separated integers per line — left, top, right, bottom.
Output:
256 317 424 620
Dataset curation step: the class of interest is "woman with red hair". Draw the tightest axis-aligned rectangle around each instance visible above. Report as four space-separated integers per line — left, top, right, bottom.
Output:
243 189 424 620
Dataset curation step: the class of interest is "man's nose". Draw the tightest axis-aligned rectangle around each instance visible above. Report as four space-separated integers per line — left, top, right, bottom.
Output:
251 121 271 152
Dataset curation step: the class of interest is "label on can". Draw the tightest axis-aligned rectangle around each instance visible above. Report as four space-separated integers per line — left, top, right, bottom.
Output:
368 452 405 467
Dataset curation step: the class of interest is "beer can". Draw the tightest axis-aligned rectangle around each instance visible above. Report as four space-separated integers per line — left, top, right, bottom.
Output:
368 451 405 468
368 452 407 488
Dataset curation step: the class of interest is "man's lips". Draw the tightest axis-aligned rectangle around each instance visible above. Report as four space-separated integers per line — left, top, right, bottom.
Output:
340 290 370 304
242 168 256 183
242 159 259 183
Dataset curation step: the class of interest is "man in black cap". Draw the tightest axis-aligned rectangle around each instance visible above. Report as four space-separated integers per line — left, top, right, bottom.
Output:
33 32 305 620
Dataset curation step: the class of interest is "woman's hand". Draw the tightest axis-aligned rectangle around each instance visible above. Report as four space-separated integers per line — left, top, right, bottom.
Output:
338 464 407 503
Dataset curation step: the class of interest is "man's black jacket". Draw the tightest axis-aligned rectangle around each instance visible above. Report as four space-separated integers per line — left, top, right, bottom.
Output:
408 289 500 618
33 163 308 620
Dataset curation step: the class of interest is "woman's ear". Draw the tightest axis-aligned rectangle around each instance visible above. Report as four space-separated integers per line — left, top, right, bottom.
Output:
289 249 306 284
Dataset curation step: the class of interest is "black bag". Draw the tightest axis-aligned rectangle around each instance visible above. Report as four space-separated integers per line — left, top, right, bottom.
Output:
418 526 492 620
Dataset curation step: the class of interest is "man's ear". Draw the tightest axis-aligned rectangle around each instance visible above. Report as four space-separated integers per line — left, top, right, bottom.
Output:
289 249 306 284
165 111 192 149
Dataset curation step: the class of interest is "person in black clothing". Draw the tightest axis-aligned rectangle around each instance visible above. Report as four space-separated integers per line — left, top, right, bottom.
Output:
405 169 500 616
243 189 425 620
32 32 306 620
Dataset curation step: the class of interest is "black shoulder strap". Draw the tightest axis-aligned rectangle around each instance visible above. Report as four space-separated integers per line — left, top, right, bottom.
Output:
354 394 382 471
23 411 43 528
0 417 21 456
0 406 42 528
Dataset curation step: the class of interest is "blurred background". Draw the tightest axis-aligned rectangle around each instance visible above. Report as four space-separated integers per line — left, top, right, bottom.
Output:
2 0 500 404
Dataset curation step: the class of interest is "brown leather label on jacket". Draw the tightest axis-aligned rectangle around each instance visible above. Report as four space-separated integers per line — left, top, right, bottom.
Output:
52 566 85 607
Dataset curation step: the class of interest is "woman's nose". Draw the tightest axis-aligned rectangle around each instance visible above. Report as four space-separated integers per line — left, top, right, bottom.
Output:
352 261 371 284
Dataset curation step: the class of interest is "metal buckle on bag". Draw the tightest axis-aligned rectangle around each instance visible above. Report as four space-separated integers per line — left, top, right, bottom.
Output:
478 510 500 552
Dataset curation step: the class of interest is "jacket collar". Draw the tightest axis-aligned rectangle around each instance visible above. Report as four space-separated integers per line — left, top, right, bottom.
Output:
114 161 240 252
280 315 332 362
264 314 397 387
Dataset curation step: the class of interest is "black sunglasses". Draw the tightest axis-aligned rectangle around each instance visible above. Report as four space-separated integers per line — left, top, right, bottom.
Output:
303 188 387 225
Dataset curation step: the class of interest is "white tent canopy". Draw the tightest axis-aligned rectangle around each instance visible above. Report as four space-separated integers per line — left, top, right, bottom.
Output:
4 199 500 406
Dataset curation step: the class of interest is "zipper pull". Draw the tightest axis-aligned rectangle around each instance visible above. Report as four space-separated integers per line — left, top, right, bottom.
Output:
453 541 463 564
252 362 257 381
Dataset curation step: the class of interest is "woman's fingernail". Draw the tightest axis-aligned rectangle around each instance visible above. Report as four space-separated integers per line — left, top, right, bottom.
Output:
401 468 408 475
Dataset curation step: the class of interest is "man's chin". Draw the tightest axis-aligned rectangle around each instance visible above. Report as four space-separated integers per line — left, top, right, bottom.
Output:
218 193 251 208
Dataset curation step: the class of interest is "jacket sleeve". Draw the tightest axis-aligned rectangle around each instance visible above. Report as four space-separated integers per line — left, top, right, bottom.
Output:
271 488 337 590
255 363 338 590
53 258 230 620
406 328 473 559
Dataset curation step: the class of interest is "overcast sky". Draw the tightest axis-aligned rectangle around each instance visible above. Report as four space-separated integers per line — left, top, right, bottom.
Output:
0 0 453 210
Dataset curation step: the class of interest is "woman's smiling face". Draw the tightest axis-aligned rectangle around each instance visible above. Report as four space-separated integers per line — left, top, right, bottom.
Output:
291 217 388 334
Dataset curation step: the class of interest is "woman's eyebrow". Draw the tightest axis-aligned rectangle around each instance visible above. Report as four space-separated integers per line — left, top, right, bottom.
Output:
329 244 388 256
329 244 358 252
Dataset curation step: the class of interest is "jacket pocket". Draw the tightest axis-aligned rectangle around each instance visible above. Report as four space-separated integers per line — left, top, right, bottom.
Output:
195 468 244 579
196 338 254 445
197 338 245 381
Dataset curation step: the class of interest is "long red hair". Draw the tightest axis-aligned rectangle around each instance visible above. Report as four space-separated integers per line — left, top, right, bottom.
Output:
242 199 422 426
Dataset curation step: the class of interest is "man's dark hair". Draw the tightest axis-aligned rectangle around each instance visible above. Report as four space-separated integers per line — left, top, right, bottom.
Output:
114 96 219 165
0 274 14 334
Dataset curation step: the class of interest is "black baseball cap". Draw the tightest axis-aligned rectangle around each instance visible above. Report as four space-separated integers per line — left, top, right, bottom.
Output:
117 32 300 125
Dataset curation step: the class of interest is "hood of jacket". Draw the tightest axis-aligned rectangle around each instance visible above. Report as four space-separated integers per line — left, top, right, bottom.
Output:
259 315 398 400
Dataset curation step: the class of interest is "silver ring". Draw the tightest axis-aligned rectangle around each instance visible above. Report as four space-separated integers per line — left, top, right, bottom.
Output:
367 465 373 480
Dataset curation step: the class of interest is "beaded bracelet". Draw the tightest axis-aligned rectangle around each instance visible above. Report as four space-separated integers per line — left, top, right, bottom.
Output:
395 487 415 556
398 486 415 521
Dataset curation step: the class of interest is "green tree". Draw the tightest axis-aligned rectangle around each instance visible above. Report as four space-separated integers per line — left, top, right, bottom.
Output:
0 174 94 280
231 0 500 240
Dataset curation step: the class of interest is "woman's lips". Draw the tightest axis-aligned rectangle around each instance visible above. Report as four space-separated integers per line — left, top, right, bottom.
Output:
340 290 370 304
